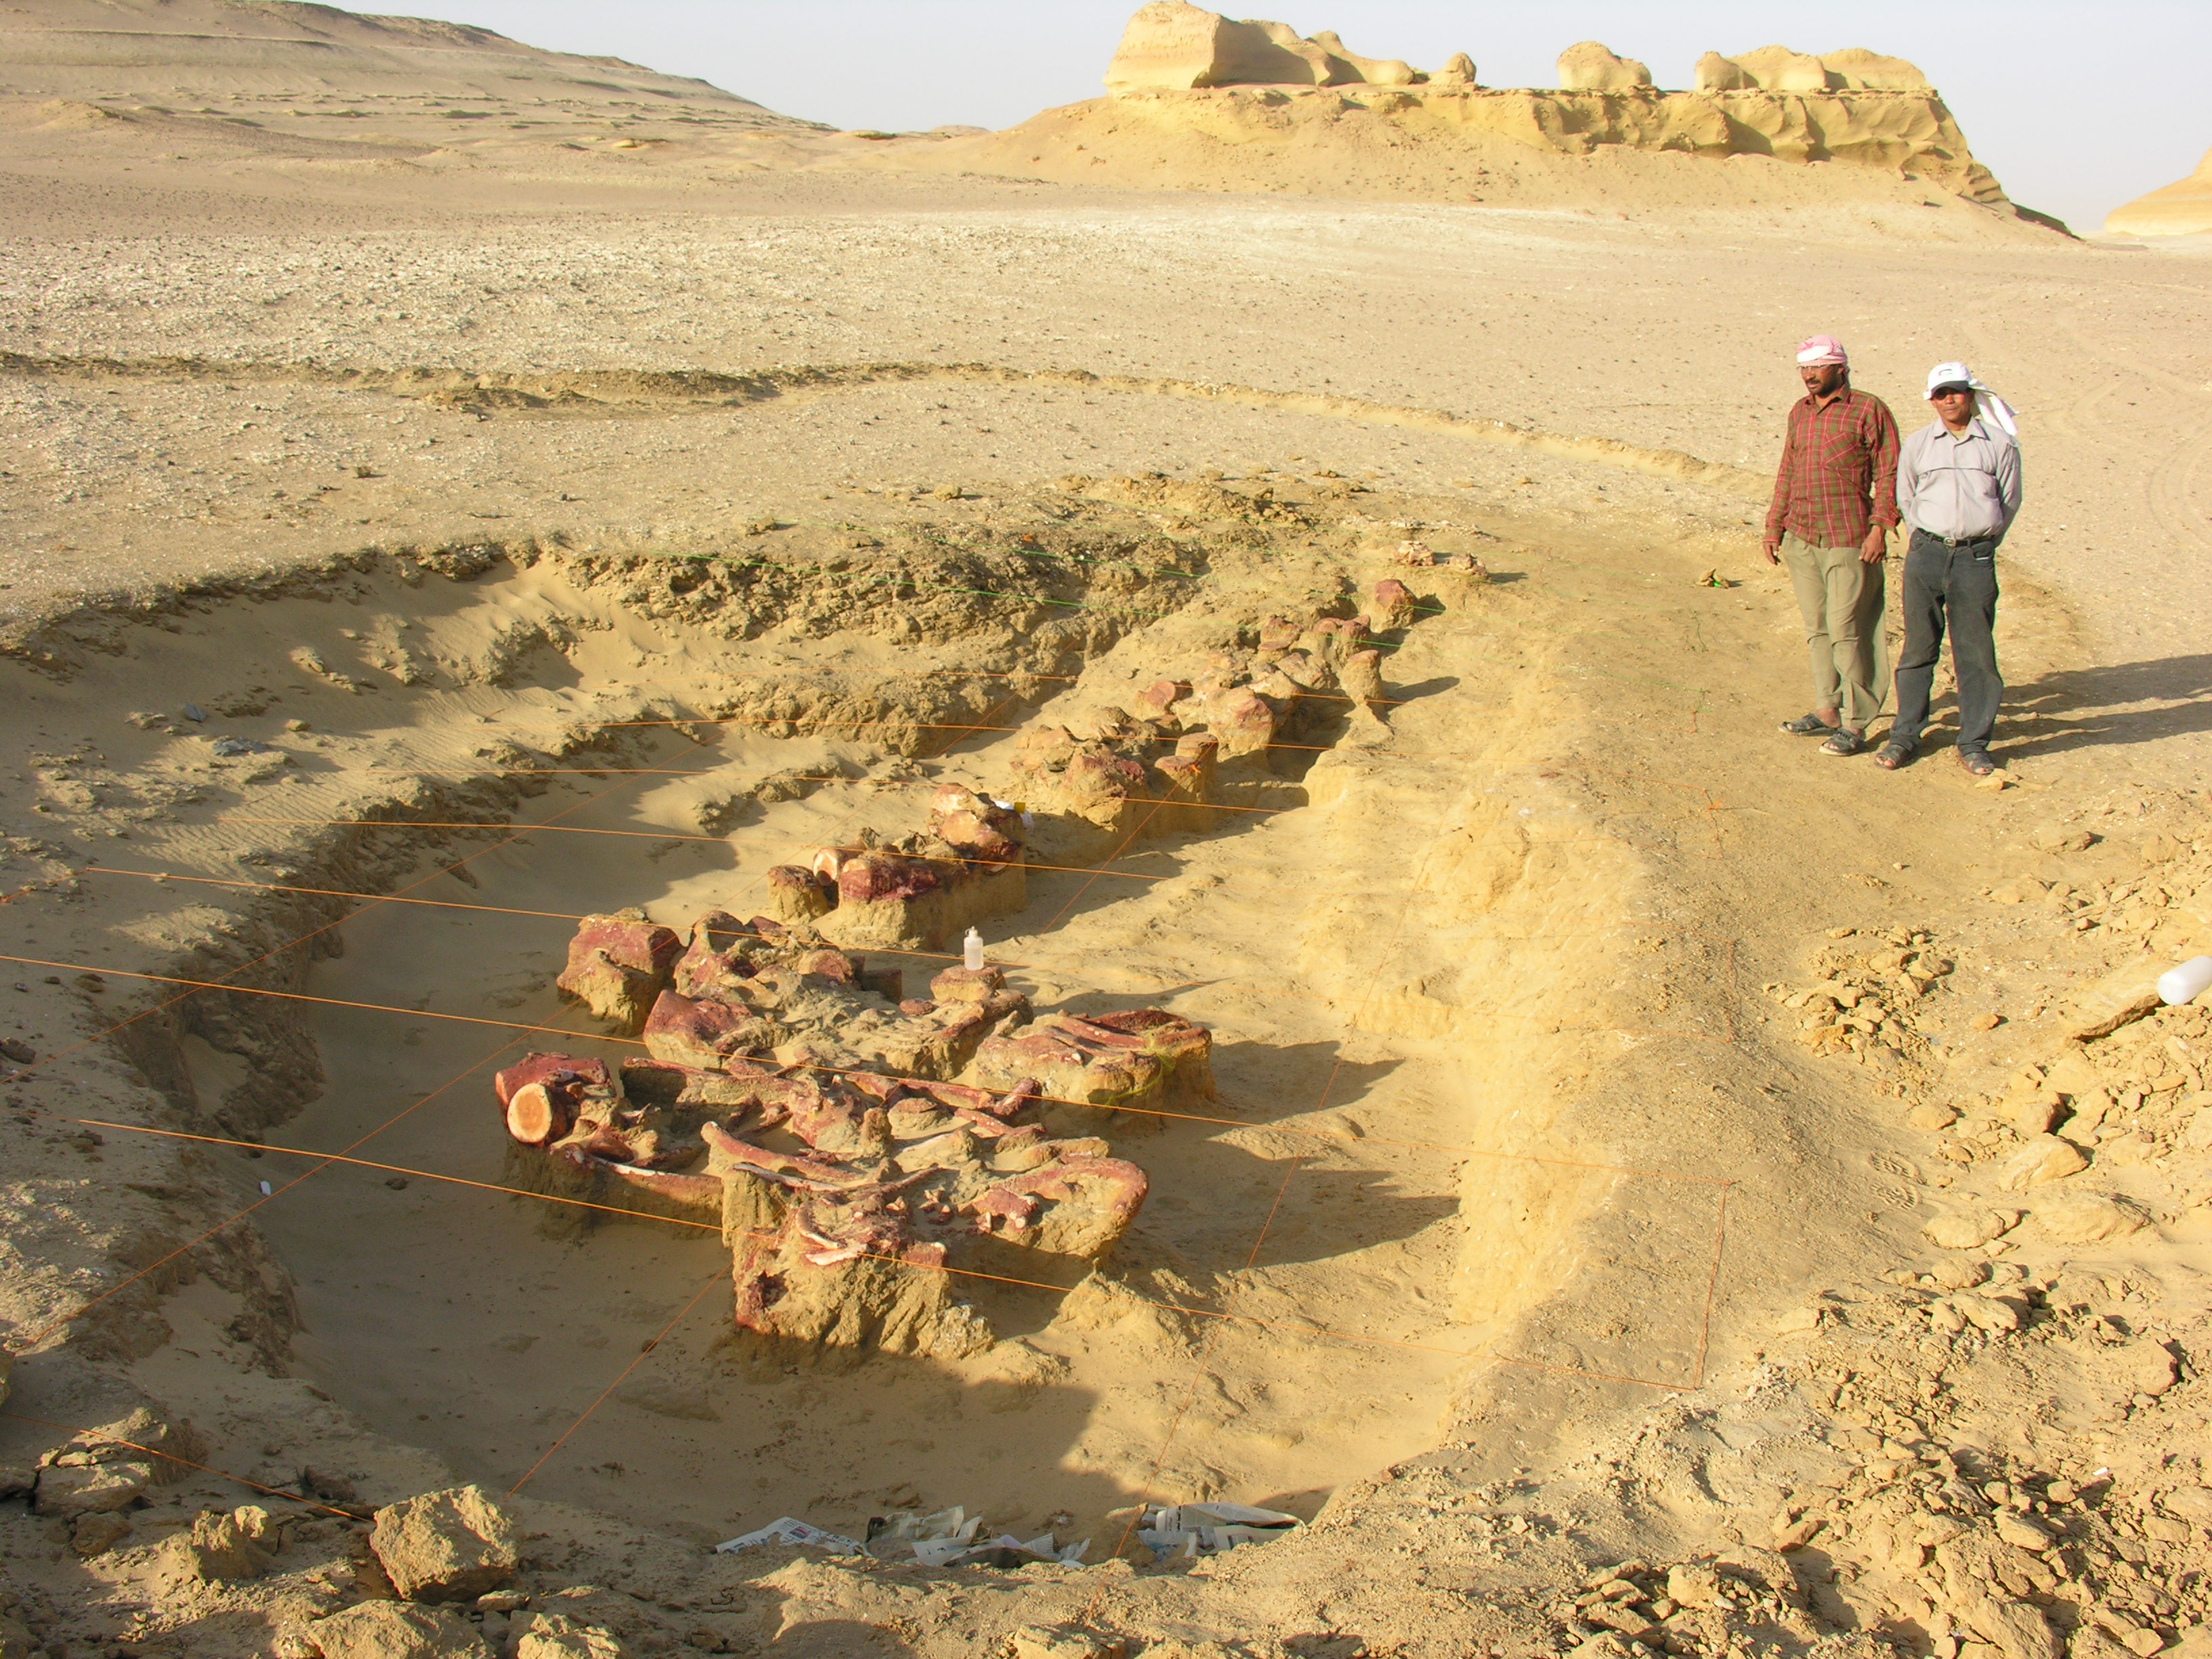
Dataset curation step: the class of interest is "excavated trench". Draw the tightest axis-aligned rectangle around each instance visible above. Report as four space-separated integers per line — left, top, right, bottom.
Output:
20 479 1687 1554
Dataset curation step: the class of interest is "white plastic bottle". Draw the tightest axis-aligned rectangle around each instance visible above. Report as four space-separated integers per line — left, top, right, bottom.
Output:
962 927 985 972
2158 955 2212 1006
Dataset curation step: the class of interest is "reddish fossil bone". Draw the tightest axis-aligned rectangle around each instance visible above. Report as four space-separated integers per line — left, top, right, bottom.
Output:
1370 578 1417 632
504 1084 565 1147
555 912 682 1031
516 902 1202 1355
642 989 773 1070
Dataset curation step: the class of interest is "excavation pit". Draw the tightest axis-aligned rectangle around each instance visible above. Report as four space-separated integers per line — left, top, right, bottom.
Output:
48 487 1731 1559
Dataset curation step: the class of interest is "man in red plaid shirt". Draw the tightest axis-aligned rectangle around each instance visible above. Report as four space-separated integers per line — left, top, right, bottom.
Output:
1761 334 1902 757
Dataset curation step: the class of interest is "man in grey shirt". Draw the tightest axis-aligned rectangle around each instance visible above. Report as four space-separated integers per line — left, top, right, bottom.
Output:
1875 361 2023 776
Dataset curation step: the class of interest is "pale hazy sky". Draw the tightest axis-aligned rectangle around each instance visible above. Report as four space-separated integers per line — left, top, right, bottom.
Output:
384 1 2208 233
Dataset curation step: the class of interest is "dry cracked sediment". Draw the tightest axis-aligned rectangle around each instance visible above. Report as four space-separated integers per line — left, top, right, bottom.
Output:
0 432 2207 1659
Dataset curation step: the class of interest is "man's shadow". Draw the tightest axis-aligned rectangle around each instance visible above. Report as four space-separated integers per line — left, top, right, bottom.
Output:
1927 653 2212 760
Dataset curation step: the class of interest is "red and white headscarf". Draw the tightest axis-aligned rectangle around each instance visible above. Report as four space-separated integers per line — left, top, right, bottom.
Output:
1795 334 1848 367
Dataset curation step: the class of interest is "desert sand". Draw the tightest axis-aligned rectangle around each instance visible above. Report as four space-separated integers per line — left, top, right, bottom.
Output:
3 5 2212 1659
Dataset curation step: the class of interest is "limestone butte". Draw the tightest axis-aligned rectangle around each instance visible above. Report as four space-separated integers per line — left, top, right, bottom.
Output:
2105 143 2212 237
948 6 2028 222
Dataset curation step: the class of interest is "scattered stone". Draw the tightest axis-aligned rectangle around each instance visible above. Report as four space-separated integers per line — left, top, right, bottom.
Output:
1994 1511 2055 1552
1924 1210 2014 1250
1996 1134 2089 1191
1971 1012 2004 1031
2031 827 2096 854
1011 1627 1128 1659
2064 957 2167 1041
1910 1103 1960 1132
2140 832 2185 865
156 1509 272 1582
0 1038 32 1063
2015 1095 2061 1136
512 1612 624 1659
2163 1487 2212 1520
71 1511 131 1557
2032 1191 2151 1244
33 1459 152 1517
1962 1592 2062 1659
2127 1343 2179 1397
313 1603 493 1659
369 1485 520 1602
1665 1564 1721 1607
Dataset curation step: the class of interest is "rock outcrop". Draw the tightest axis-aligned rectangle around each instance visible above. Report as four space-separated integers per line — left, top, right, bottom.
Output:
2106 143 2212 239
1105 1 1427 92
1555 42 1652 94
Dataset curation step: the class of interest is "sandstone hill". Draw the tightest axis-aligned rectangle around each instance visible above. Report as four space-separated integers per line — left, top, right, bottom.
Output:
2104 142 2212 238
0 0 830 216
0 0 798 117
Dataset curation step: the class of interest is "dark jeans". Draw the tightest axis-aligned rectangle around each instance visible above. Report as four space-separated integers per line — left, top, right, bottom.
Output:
1892 530 2002 754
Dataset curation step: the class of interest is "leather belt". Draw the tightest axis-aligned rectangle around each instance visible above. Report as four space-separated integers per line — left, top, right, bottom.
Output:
1921 529 1996 548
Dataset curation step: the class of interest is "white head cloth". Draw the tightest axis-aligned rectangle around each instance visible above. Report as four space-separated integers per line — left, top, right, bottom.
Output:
1926 361 2018 438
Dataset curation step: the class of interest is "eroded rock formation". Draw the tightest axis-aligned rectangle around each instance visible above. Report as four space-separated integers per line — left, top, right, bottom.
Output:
1555 42 1652 94
1106 1 1432 92
1696 46 1932 95
2106 143 2212 239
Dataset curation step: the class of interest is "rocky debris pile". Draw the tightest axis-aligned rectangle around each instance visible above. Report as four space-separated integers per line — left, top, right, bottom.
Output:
1547 1553 1821 1654
1885 966 2210 1229
525 909 1211 1355
1105 2 1437 93
1986 826 2210 954
765 784 1029 950
1767 926 1959 1071
1749 1258 2209 1659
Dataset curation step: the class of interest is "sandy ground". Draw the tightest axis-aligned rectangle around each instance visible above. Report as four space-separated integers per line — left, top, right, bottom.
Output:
4 26 2212 1659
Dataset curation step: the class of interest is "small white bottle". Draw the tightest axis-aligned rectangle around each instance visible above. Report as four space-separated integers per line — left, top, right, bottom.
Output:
962 927 985 972
2158 955 2212 1006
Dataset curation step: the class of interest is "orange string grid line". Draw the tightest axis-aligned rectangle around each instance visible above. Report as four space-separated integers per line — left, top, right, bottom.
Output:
0 949 1738 1181
22 1104 1724 1395
12 1029 531 1350
198 813 1733 888
0 1410 364 1519
504 1269 729 1498
0 756 692 1092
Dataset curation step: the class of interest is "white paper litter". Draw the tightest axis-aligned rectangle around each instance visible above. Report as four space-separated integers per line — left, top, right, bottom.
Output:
718 1505 1088 1568
714 1516 862 1555
869 1506 1088 1568
1136 1501 1300 1560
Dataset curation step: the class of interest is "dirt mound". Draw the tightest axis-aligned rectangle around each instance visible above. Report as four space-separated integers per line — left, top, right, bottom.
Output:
2105 142 2212 237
